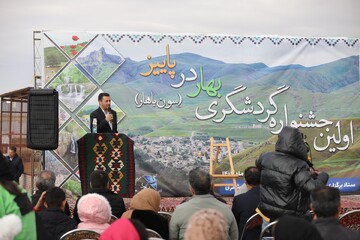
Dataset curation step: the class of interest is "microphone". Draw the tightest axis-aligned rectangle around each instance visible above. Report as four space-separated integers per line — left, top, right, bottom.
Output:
107 108 113 124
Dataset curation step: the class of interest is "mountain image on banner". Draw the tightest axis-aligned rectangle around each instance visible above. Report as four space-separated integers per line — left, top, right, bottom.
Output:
108 53 358 94
77 47 124 85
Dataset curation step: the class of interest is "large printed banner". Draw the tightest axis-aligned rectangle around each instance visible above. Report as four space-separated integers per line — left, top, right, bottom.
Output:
41 32 360 196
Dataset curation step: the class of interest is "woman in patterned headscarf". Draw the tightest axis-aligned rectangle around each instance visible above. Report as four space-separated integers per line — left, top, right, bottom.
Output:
122 188 169 239
184 208 228 240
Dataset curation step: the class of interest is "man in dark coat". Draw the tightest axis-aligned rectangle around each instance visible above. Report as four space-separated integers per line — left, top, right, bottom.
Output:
90 92 118 133
232 166 261 240
5 146 24 183
256 126 329 222
311 186 360 240
37 187 77 240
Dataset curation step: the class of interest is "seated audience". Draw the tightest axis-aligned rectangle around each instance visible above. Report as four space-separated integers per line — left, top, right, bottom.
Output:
311 186 360 240
0 151 36 240
37 187 77 239
184 208 228 240
122 188 169 239
77 193 111 233
169 168 238 240
73 170 126 222
100 218 148 240
32 170 71 215
232 166 261 240
274 215 323 240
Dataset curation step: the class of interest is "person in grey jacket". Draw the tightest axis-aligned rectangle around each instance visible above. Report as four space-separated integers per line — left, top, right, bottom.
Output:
169 168 238 240
256 126 329 222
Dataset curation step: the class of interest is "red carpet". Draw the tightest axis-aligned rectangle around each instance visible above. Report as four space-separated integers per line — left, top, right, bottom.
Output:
123 195 360 214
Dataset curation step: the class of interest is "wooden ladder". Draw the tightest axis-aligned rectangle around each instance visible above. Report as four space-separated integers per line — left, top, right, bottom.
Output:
209 137 238 193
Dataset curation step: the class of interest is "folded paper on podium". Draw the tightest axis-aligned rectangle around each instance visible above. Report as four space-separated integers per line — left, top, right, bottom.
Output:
77 133 135 197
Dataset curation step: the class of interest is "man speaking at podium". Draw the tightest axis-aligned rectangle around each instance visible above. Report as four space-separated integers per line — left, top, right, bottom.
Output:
90 93 118 133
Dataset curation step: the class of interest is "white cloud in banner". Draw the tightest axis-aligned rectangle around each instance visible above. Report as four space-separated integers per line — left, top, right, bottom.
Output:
0 0 359 95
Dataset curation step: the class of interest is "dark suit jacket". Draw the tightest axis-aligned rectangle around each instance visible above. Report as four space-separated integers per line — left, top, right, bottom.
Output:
38 208 77 240
313 217 360 240
232 186 261 240
90 107 118 133
5 155 24 182
131 210 169 240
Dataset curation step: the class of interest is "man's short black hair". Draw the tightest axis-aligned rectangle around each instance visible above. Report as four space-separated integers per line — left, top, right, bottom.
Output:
244 166 260 186
189 168 211 195
90 170 109 189
98 92 110 101
311 186 340 218
9 146 17 152
44 187 66 209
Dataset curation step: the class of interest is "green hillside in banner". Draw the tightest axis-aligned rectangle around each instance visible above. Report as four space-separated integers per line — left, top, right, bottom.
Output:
216 118 360 178
103 79 359 139
97 53 359 139
109 54 358 93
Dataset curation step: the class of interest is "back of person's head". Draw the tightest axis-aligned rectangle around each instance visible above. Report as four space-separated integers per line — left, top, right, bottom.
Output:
130 188 161 212
78 193 112 224
189 168 211 195
275 126 308 161
36 170 56 191
44 187 66 209
100 218 147 240
311 186 340 218
244 166 260 186
90 170 109 190
274 215 323 240
184 208 228 240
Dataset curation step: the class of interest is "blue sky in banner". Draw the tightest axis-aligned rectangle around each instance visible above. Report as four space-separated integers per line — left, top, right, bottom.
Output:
1 0 360 95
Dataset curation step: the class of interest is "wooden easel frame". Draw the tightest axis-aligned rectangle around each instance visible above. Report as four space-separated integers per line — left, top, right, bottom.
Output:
209 137 238 193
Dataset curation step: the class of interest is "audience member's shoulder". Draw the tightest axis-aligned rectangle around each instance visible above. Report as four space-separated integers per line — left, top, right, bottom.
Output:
234 192 247 201
339 224 360 240
275 215 323 240
174 197 194 212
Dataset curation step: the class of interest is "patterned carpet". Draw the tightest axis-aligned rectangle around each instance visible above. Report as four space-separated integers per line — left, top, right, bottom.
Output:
78 133 135 198
340 195 360 214
123 195 360 214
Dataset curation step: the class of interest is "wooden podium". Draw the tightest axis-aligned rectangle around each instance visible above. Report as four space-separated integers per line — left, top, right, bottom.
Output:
77 133 135 198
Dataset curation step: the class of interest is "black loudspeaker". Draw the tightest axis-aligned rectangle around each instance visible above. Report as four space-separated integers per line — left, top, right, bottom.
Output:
27 88 59 150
